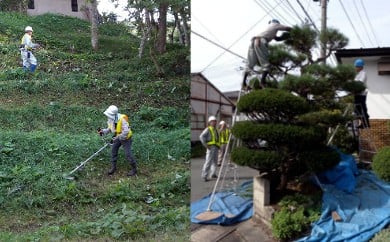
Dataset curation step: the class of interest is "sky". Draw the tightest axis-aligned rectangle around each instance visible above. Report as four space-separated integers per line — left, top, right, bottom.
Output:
191 0 390 92
97 0 128 20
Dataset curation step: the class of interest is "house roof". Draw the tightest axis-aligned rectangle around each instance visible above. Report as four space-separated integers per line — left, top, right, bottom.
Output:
335 47 390 62
191 72 236 107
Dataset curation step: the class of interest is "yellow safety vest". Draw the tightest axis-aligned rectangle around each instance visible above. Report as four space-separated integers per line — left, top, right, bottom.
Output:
207 126 219 147
20 34 32 50
219 129 230 144
115 114 133 139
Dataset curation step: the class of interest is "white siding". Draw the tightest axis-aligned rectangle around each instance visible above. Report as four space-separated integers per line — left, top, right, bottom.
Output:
342 56 390 119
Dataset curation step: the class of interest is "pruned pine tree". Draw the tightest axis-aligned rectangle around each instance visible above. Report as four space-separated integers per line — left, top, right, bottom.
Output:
231 26 365 192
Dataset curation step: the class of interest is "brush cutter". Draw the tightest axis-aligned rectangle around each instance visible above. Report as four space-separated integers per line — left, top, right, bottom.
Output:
63 141 111 180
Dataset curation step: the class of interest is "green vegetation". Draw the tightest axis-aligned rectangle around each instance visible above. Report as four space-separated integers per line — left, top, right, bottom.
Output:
271 194 321 241
0 13 190 241
372 146 390 182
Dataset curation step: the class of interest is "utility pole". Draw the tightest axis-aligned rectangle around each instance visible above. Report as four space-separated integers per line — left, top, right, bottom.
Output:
320 0 327 62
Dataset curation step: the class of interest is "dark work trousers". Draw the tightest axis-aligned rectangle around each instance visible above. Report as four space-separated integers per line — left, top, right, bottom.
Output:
111 138 137 166
354 94 370 127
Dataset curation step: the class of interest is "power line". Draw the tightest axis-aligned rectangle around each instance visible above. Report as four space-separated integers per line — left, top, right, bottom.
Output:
192 15 223 46
191 30 246 60
199 0 286 72
337 0 365 47
282 0 305 24
359 0 380 46
254 0 291 25
295 0 319 32
352 0 374 46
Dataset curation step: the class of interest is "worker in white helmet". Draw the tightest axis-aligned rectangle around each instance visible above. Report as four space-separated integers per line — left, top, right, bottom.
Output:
199 116 220 182
20 26 40 72
217 120 230 166
243 19 291 88
98 105 137 176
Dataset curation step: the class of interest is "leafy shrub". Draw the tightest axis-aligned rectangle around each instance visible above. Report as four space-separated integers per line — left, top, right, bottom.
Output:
372 147 390 182
272 194 321 241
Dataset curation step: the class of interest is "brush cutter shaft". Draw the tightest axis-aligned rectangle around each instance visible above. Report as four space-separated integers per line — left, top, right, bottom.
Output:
67 143 109 176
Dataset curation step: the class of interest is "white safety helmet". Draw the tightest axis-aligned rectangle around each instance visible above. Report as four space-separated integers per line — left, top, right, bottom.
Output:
25 26 33 32
103 105 118 120
219 120 226 125
208 116 217 123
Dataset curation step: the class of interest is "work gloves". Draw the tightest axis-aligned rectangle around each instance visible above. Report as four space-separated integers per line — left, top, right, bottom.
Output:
97 128 104 136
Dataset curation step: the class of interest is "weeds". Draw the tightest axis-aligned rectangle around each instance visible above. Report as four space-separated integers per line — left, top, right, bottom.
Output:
0 12 189 241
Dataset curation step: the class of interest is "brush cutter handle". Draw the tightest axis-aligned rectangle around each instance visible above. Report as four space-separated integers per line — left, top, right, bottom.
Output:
66 142 110 176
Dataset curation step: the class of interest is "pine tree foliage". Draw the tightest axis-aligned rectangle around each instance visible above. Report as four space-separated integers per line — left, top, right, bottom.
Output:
231 25 360 190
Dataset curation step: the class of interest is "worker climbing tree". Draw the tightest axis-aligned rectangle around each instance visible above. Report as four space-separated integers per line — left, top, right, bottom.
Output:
242 19 291 90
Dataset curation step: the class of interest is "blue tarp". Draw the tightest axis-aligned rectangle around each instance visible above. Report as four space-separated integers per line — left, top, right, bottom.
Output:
298 171 390 242
316 149 360 193
190 181 253 225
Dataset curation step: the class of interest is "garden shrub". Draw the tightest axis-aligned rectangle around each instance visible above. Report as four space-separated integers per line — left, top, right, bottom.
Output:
271 194 321 241
372 146 390 182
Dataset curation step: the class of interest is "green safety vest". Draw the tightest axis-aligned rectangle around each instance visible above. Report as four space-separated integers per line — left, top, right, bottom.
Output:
219 129 230 144
207 126 220 147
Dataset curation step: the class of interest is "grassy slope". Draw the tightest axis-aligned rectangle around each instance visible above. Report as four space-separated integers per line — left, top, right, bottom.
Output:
0 12 190 241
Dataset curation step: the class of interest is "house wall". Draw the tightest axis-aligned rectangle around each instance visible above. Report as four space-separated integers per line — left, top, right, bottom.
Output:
342 56 390 152
27 0 89 20
341 56 390 119
191 74 235 141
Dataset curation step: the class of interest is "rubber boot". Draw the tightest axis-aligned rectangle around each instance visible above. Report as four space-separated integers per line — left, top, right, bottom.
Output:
108 162 116 175
127 163 137 176
30 64 37 72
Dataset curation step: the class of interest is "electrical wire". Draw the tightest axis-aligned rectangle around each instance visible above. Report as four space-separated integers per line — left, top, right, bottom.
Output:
337 0 365 47
192 15 223 46
199 0 286 73
359 0 380 46
352 0 374 47
282 0 305 24
254 0 292 25
295 0 319 32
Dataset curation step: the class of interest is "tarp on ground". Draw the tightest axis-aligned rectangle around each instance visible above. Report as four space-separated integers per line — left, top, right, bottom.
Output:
298 170 390 242
190 181 253 225
316 149 360 193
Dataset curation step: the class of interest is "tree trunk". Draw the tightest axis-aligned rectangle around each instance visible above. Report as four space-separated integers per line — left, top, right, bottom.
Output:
155 2 168 54
90 0 99 51
173 12 185 44
180 8 190 46
139 9 152 59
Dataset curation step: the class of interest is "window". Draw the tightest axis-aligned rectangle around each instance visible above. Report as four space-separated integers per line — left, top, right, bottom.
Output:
191 114 206 129
28 0 35 9
71 0 78 12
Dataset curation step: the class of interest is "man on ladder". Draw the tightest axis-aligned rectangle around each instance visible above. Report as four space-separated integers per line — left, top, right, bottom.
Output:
242 19 291 89
353 58 370 128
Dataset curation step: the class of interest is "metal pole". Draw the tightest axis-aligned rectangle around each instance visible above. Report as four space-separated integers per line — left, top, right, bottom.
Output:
66 142 109 177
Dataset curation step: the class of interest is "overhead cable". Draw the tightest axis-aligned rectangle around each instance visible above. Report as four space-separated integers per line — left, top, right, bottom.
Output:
198 0 286 72
352 0 374 46
283 0 305 24
191 30 246 60
295 0 319 32
359 0 380 46
337 0 365 47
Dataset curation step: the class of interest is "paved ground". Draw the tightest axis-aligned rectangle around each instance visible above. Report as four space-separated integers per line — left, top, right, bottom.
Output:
190 157 277 242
